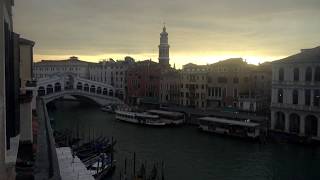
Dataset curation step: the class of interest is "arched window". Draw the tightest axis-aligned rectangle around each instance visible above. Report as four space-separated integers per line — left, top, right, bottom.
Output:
84 84 89 92
96 87 102 94
278 89 283 103
292 89 298 105
305 89 311 106
289 114 300 134
54 82 61 92
314 90 320 107
305 67 312 82
38 86 45 96
293 68 299 81
90 85 96 93
279 68 284 81
46 84 54 94
315 66 320 82
76 82 83 90
109 89 114 96
103 88 108 95
275 112 285 131
305 115 318 137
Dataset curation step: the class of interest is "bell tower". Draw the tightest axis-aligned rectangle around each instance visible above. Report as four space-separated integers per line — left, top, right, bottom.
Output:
158 25 170 67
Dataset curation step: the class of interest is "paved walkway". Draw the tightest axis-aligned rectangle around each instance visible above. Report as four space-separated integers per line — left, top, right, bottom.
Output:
56 147 94 180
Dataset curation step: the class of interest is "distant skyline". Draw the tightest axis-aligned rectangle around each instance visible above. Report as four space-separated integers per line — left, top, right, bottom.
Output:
13 0 320 68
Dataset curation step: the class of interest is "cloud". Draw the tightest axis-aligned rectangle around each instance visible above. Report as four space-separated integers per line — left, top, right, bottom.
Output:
13 0 320 67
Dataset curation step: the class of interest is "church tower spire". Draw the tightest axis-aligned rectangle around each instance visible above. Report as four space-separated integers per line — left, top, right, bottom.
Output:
158 24 170 67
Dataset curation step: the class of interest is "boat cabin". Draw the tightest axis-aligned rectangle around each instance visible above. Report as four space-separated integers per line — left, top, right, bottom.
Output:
147 110 185 125
198 117 260 138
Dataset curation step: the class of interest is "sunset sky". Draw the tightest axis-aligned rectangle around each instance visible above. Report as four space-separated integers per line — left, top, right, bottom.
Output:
13 0 320 68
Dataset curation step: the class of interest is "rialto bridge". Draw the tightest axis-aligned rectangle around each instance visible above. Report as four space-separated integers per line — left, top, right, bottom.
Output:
36 73 124 105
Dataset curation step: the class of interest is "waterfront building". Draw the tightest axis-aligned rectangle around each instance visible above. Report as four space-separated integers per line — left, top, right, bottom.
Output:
179 58 272 112
88 56 135 100
207 58 271 113
239 62 272 114
158 25 170 68
160 69 181 106
270 47 320 139
207 58 253 110
180 63 208 109
33 56 90 79
127 60 161 105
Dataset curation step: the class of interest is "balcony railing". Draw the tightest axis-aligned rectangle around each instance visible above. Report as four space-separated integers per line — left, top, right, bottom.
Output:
271 103 320 113
272 80 320 87
34 98 61 180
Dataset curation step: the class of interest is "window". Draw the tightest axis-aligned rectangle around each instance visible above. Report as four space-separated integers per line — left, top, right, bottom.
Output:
279 68 284 81
293 68 299 81
305 67 312 82
305 89 311 106
233 88 238 98
292 89 298 105
278 89 283 103
222 88 227 97
314 90 320 107
243 77 249 83
233 77 239 84
218 77 227 83
315 67 320 82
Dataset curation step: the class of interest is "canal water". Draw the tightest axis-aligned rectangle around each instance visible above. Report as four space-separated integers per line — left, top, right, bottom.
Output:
49 101 320 180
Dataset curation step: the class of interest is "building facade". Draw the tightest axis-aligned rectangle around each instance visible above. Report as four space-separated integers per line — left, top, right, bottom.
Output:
126 60 161 105
33 56 90 79
271 47 320 139
179 58 272 112
88 57 135 100
160 69 181 106
180 63 208 109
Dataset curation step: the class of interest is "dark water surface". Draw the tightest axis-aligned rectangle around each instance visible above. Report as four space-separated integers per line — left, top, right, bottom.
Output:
49 101 320 180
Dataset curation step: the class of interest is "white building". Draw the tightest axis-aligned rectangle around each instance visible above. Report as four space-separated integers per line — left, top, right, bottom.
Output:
88 57 135 99
271 47 320 139
33 56 89 79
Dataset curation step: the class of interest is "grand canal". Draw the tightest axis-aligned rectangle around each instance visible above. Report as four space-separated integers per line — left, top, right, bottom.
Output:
49 101 320 180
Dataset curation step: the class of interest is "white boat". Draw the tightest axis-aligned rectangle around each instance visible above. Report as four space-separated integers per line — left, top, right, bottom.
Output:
100 105 114 113
115 111 166 126
198 117 260 139
147 110 185 125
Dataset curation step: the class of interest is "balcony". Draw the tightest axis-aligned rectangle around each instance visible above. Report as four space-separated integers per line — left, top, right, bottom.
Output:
271 103 320 113
272 80 320 87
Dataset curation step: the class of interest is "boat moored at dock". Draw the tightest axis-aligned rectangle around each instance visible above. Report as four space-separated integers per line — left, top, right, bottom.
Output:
198 117 260 139
147 110 185 125
115 110 166 126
